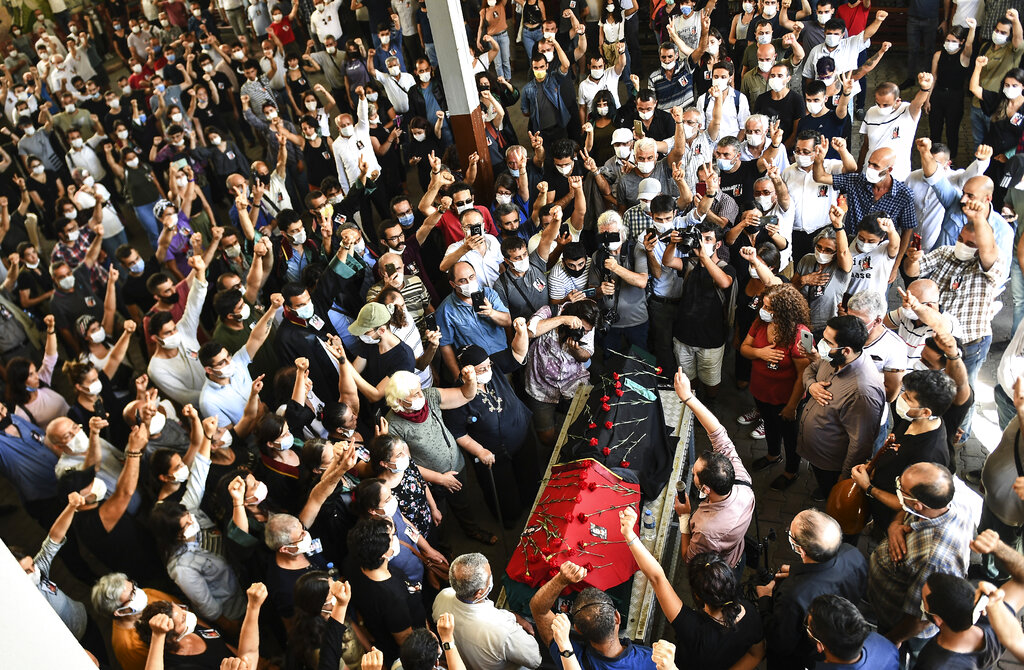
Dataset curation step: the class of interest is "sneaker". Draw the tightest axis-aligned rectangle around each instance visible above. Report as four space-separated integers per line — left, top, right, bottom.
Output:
811 487 826 502
737 408 761 426
752 455 782 472
770 473 799 490
854 107 866 121
750 420 766 440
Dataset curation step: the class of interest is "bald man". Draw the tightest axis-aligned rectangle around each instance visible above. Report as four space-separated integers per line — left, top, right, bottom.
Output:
867 462 973 648
814 145 919 284
905 142 993 251
757 509 868 670
857 76 933 180
226 173 272 234
917 138 1014 266
884 279 965 369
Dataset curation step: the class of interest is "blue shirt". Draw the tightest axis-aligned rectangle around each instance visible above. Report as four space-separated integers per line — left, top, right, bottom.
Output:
927 171 1013 265
548 638 656 670
199 348 254 427
832 173 918 234
372 30 405 72
0 415 58 502
521 73 571 131
815 632 898 669
436 287 509 354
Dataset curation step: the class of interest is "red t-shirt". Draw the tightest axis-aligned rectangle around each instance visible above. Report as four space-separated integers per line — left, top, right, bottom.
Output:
836 4 870 35
268 17 296 45
748 320 810 405
436 206 499 246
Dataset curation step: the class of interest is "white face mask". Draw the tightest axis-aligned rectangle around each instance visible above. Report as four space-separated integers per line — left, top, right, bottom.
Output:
814 250 834 264
661 59 677 71
180 611 198 640
768 77 786 92
712 77 729 91
762 4 777 17
556 163 574 176
757 60 773 73
31 164 44 175
88 477 107 502
707 42 720 56
857 239 880 253
70 138 84 149
419 71 432 82
756 33 771 45
755 195 774 211
591 67 605 80
248 481 268 505
359 330 381 345
340 125 355 138
1004 85 1023 99
824 34 841 48
116 587 149 617
387 534 401 558
458 278 480 297
543 31 556 40
863 166 885 183
746 131 764 147
67 430 89 454
638 109 654 121
614 144 632 159
149 410 167 436
305 100 318 111
953 241 977 261
759 307 773 323
390 454 410 474
170 113 183 123
511 258 530 273
89 327 106 343
806 100 824 115
58 275 76 291
412 132 426 142
796 154 814 168
476 369 493 385
900 306 920 322
116 129 129 140
637 159 655 174
596 105 610 116
160 331 182 350
182 516 201 539
748 264 760 279
742 1 753 11
944 40 961 54
817 12 832 23
382 495 399 517
405 395 426 412
820 75 836 87
290 229 307 245
495 193 512 206
992 31 1009 46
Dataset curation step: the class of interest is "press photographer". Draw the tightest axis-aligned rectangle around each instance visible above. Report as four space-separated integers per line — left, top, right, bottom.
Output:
587 211 649 366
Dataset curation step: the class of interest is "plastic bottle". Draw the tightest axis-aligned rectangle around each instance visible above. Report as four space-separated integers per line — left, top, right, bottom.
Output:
641 509 656 541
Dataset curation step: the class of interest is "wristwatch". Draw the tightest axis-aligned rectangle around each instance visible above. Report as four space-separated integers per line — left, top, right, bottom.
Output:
559 649 576 658
865 484 875 498
442 642 454 651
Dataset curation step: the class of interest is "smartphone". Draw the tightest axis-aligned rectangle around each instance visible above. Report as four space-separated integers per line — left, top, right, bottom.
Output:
911 233 922 251
659 229 675 242
471 291 486 312
583 288 597 298
470 223 483 237
171 158 188 172
559 223 570 238
385 262 398 276
695 182 707 197
800 330 815 356
424 312 437 331
761 214 779 228
633 120 644 138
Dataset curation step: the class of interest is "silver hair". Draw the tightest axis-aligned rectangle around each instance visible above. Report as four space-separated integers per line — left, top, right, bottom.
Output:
597 210 623 231
717 136 742 153
91 572 130 616
634 137 658 156
449 553 490 600
264 513 302 550
847 290 888 320
745 114 770 131
813 227 837 244
384 370 421 412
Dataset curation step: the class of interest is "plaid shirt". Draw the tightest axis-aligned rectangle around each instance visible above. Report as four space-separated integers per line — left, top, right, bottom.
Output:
832 173 918 234
679 131 714 190
918 247 1005 342
49 226 109 294
624 203 655 239
867 498 973 634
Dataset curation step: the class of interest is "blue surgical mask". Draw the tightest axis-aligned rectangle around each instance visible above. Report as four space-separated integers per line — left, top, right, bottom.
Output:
398 212 415 227
295 303 315 320
509 168 520 177
129 259 145 274
136 114 147 125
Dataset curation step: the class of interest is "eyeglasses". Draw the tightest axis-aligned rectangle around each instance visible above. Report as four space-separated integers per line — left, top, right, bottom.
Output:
384 232 405 243
454 199 474 208
805 623 822 646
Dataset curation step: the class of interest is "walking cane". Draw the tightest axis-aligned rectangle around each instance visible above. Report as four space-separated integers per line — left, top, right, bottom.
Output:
485 463 512 563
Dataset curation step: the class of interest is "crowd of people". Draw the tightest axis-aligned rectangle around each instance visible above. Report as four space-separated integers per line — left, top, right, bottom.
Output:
2 0 1024 668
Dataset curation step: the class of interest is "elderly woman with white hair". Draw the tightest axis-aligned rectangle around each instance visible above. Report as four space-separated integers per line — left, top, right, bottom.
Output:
91 572 182 670
383 367 497 545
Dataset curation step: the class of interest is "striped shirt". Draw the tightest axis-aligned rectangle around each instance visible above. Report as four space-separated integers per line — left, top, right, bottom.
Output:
547 260 590 301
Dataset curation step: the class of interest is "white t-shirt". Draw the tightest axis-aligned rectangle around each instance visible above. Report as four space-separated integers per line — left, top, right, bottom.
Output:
847 240 895 295
444 234 504 287
670 12 702 49
391 0 418 36
696 87 750 140
951 0 983 27
783 160 844 233
888 309 965 370
578 69 623 109
864 328 908 374
802 33 869 81
859 100 920 181
311 0 344 43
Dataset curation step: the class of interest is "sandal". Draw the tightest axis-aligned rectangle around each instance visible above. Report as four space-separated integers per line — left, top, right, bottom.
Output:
466 528 499 545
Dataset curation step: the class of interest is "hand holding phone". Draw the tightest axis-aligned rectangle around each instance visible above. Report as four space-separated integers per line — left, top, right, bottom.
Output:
471 291 486 312
799 330 815 356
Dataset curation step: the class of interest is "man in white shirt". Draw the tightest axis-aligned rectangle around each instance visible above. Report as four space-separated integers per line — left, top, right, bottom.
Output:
577 47 626 124
442 209 504 287
332 90 381 194
802 12 886 84
310 0 344 44
783 129 856 260
752 169 796 269
695 61 749 140
433 553 542 670
882 279 964 370
905 142 991 251
369 54 416 115
857 73 933 180
739 113 789 171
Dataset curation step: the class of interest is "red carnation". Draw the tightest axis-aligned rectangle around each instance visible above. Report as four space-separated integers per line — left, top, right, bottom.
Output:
588 482 598 491
656 366 663 374
584 562 594 571
602 447 611 456
620 460 630 467
589 437 599 446
613 372 620 380
604 421 613 429
600 395 610 402
614 381 622 389
552 537 562 547
615 389 624 397
588 422 597 429
577 513 587 523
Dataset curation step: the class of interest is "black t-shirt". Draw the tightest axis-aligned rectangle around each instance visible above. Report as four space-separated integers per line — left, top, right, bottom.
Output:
346 563 425 665
670 600 764 670
942 387 975 453
354 340 417 389
444 349 532 453
163 629 233 670
719 159 763 208
796 111 851 160
914 613 1006 670
614 106 677 143
674 260 737 348
265 559 326 620
76 504 166 584
121 258 160 315
15 265 53 302
980 90 1024 155
754 90 805 141
869 419 948 529
50 265 103 334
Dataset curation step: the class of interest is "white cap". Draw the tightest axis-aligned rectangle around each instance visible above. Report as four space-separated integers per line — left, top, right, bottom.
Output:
611 128 633 145
638 178 661 200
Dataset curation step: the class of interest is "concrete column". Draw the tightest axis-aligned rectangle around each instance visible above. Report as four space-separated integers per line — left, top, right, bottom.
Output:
424 0 494 200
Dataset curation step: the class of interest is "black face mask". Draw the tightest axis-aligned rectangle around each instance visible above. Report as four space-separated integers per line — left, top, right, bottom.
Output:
0 411 12 431
564 263 586 278
829 348 847 367
160 292 181 305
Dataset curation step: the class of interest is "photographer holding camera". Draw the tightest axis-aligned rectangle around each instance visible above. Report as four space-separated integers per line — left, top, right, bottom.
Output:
587 211 649 366
643 195 688 376
662 221 737 405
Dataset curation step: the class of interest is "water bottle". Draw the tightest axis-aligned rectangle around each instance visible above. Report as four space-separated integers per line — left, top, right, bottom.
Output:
641 509 656 541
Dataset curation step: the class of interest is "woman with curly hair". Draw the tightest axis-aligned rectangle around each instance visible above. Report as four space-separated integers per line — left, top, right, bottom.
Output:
619 506 765 669
740 283 811 490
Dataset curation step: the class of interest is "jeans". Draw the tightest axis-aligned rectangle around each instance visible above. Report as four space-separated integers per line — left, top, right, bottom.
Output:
929 88 966 159
424 42 438 68
490 31 512 80
872 406 893 455
754 398 800 474
602 321 651 370
994 383 1015 432
906 16 939 80
134 201 161 247
522 27 542 62
971 105 991 151
960 335 993 439
1012 255 1024 334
